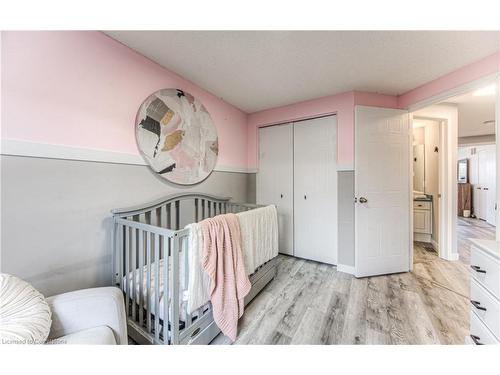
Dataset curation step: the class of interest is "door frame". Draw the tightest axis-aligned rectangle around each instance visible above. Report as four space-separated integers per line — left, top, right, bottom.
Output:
405 72 500 255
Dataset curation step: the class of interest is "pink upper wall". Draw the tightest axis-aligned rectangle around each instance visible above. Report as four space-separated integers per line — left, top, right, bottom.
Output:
247 91 354 168
2 31 499 172
1 31 248 169
247 53 499 169
246 90 400 168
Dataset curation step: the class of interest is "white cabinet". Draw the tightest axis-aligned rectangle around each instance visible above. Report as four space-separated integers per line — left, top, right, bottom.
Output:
413 200 432 243
257 124 294 255
257 116 338 264
468 239 500 345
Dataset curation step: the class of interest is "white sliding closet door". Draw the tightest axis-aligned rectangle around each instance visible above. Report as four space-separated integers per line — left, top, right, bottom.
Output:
257 124 294 255
293 116 338 265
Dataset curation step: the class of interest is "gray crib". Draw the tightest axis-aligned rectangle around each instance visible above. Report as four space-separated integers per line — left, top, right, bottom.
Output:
111 192 278 345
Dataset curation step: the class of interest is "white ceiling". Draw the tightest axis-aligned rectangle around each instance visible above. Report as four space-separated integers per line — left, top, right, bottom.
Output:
445 89 496 137
105 31 500 113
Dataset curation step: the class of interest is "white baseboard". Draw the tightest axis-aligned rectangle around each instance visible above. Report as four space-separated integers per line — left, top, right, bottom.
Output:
337 164 354 171
337 264 355 275
431 239 439 252
414 232 432 243
446 253 460 261
1 138 253 173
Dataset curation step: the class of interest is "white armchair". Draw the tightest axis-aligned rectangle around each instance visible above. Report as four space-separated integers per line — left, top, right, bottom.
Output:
46 287 128 345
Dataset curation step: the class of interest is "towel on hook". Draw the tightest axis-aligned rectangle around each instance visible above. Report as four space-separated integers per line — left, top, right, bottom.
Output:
200 213 251 341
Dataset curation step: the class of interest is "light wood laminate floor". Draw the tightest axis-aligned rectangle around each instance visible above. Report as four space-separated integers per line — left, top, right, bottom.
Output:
211 217 495 345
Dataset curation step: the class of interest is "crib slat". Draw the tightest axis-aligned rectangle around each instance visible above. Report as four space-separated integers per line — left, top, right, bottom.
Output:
124 226 130 318
154 233 160 342
166 203 172 230
171 233 180 344
131 228 137 322
161 205 167 228
146 232 152 334
156 207 161 227
195 198 199 222
163 235 170 344
118 224 124 291
175 200 180 230
183 235 191 328
150 208 157 227
138 229 144 327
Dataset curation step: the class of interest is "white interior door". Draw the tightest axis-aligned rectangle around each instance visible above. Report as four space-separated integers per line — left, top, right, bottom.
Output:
257 124 294 255
293 116 338 265
355 106 411 277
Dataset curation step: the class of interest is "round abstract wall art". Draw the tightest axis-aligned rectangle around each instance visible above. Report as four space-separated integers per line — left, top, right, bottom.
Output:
136 89 219 185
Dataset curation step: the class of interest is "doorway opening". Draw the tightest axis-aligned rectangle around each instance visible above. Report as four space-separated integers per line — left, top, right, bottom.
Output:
411 81 497 267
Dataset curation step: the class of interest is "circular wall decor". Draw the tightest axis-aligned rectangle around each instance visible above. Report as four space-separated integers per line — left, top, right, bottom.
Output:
136 89 218 185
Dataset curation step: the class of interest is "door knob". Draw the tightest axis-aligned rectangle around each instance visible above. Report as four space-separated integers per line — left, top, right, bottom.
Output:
359 197 368 203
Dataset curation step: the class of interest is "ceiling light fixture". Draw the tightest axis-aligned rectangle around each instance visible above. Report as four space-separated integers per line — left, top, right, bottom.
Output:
473 84 496 96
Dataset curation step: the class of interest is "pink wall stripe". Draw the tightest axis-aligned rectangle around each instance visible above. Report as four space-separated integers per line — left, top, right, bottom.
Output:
2 32 499 171
246 91 355 168
1 31 248 170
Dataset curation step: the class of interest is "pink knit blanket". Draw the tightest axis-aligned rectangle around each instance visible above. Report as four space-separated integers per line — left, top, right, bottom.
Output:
200 213 251 341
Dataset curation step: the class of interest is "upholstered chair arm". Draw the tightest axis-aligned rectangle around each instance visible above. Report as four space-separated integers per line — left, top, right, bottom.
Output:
46 287 127 344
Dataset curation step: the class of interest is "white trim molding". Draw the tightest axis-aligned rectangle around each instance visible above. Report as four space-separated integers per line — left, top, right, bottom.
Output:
337 164 355 171
1 138 146 165
336 264 355 275
406 73 499 112
0 138 253 173
444 252 460 261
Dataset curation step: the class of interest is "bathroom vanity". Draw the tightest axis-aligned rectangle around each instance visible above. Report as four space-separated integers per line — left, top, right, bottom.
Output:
413 195 433 243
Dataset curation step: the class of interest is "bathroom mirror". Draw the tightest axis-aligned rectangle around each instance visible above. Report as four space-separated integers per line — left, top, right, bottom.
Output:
413 144 425 193
458 159 468 183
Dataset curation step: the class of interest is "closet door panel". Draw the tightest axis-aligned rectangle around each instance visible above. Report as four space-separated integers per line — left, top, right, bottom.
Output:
293 116 338 264
257 124 294 255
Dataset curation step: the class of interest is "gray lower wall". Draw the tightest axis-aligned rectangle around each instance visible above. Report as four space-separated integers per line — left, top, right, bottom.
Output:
1 155 250 297
246 173 256 204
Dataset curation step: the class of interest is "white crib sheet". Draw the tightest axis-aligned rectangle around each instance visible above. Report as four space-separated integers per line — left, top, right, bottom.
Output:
122 259 208 323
